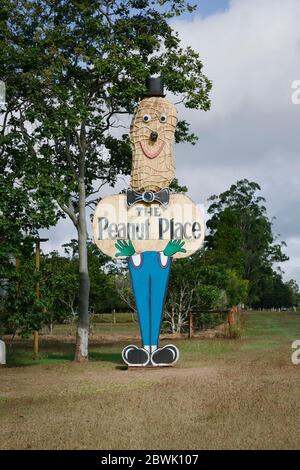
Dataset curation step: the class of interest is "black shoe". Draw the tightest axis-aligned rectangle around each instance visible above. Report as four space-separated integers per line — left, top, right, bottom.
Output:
151 344 179 366
122 345 150 367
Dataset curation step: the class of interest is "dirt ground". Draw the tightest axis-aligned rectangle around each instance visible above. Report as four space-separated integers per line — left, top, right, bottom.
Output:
0 312 300 450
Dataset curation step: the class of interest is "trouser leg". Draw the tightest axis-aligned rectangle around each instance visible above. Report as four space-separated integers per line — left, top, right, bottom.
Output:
128 260 151 348
150 255 172 349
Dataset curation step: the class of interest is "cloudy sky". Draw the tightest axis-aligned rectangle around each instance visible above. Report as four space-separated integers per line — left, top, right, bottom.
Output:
40 0 300 285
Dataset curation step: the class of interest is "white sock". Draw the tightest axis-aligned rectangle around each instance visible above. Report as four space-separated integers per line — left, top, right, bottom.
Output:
144 345 157 353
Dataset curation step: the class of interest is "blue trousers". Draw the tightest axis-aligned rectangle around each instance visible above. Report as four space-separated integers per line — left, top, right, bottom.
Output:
128 252 172 348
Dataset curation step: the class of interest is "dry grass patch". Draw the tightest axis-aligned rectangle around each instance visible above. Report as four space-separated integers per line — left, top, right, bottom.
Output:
1 311 300 449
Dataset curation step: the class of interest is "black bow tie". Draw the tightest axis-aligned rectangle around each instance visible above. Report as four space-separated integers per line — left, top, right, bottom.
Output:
126 188 169 207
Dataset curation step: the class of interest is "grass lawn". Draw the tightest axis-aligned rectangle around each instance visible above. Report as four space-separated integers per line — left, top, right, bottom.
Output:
0 311 300 449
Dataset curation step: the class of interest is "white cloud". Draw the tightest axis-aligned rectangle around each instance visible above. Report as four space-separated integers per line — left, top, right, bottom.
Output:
170 0 300 283
173 0 300 119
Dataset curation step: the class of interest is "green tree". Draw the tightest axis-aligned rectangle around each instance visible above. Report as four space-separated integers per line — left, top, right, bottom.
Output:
62 239 126 313
224 269 249 307
206 179 288 305
0 0 211 360
40 251 79 333
0 175 58 284
1 241 127 337
164 250 248 333
257 273 300 309
3 244 44 338
285 279 300 307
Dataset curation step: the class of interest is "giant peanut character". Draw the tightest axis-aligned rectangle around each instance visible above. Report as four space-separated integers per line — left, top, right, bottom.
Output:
130 93 176 192
93 76 205 367
117 78 185 366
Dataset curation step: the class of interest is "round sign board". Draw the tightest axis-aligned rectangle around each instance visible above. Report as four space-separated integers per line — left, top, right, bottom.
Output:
92 193 205 259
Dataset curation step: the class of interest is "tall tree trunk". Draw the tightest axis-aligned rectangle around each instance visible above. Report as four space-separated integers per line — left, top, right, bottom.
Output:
75 122 90 362
75 175 90 362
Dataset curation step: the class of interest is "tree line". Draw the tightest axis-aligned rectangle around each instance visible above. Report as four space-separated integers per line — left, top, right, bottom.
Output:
1 179 299 340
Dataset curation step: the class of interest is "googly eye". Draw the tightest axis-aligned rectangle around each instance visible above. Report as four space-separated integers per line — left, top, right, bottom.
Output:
143 114 151 123
159 114 167 123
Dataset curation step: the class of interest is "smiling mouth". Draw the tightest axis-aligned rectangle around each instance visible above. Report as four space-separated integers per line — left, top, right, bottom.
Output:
140 141 165 159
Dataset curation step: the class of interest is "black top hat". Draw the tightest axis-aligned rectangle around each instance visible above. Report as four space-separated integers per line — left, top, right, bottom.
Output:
144 76 165 97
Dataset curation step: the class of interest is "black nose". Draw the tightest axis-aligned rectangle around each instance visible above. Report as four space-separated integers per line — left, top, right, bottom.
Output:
150 131 158 142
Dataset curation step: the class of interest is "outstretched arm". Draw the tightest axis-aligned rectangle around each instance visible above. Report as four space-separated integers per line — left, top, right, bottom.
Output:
115 240 135 258
163 240 187 257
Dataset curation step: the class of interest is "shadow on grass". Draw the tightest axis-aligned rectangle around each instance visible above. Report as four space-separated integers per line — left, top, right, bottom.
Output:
5 350 123 368
47 351 123 365
6 353 72 368
89 351 123 365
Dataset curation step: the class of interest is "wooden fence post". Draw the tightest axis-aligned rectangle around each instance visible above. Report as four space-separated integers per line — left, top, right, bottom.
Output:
189 311 194 339
228 305 238 326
